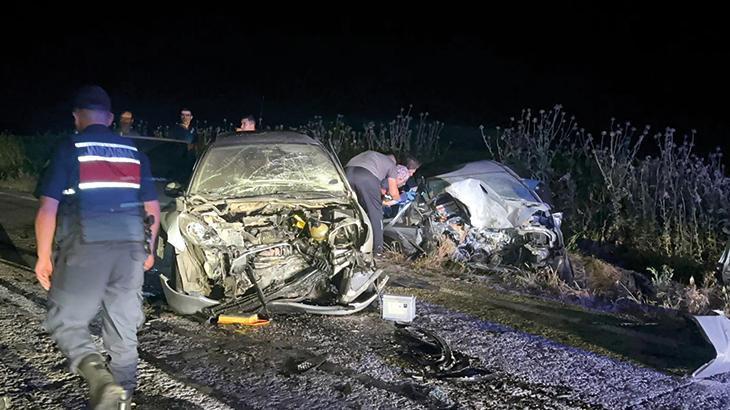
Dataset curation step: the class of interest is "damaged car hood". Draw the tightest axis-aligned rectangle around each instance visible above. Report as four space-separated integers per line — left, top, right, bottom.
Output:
443 178 550 230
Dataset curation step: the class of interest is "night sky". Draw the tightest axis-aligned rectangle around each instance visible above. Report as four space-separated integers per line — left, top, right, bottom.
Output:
2 5 728 152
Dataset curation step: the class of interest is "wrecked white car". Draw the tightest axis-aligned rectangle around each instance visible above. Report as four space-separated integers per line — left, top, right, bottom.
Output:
158 132 387 316
383 160 573 280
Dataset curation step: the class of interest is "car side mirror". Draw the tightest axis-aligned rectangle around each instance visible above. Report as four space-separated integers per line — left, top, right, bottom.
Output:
165 181 185 197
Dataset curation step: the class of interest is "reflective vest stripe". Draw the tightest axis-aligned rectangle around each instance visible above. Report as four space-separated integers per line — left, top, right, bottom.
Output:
76 146 137 161
80 161 140 186
75 139 142 191
78 155 140 164
74 142 138 151
79 182 141 190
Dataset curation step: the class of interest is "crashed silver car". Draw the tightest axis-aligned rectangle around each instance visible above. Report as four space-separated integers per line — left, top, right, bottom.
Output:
383 160 573 280
158 131 387 316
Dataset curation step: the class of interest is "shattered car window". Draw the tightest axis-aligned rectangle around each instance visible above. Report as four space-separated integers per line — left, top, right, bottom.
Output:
190 144 346 198
479 172 539 202
430 172 538 203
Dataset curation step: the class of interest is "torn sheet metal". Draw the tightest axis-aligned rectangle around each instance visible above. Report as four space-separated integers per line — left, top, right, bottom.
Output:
160 274 219 315
445 179 512 229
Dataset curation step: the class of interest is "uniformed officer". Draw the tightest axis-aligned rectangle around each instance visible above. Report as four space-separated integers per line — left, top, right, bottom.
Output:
34 85 161 409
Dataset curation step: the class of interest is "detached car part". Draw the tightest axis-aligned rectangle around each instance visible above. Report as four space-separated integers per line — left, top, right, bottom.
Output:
693 311 730 379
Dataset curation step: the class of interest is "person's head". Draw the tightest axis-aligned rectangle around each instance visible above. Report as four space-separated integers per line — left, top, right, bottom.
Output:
119 110 134 132
180 108 193 128
395 165 410 187
71 85 114 132
240 115 256 131
404 154 421 176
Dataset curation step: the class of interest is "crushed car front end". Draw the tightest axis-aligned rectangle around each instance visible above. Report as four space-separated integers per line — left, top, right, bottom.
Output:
160 132 386 316
383 160 572 279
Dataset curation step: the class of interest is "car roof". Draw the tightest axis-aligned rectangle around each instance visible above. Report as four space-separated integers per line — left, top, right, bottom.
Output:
432 160 513 179
211 131 321 147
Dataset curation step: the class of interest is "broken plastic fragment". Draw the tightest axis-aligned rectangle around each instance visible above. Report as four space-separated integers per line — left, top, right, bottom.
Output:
693 312 730 378
393 325 491 380
280 354 328 376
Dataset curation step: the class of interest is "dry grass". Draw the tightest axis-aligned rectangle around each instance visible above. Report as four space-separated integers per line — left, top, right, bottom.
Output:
386 237 727 314
297 108 444 164
0 172 37 193
382 243 409 264
412 239 457 270
484 106 730 278
581 256 624 296
512 267 561 291
684 276 710 314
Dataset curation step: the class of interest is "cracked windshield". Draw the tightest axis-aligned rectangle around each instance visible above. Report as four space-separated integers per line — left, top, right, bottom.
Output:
190 144 346 198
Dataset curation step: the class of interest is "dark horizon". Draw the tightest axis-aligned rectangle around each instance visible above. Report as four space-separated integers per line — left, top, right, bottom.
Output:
2 6 728 153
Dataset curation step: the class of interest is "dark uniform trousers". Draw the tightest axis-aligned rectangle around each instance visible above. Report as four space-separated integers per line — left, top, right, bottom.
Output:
44 233 146 392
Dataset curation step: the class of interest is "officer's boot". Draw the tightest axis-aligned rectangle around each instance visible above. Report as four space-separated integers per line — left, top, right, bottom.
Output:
77 353 126 410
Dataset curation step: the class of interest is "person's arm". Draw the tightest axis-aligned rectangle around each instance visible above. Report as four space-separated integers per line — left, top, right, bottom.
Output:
35 196 59 290
386 177 401 202
143 200 161 271
33 141 69 290
138 151 161 270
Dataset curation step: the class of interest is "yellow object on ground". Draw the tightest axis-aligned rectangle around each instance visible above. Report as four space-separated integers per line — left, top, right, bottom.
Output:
216 314 270 326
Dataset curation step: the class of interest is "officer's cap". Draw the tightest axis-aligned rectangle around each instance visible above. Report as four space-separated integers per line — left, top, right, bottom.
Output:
73 85 112 112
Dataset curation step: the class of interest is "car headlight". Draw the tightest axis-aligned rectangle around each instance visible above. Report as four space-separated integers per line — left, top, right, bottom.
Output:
179 214 224 247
